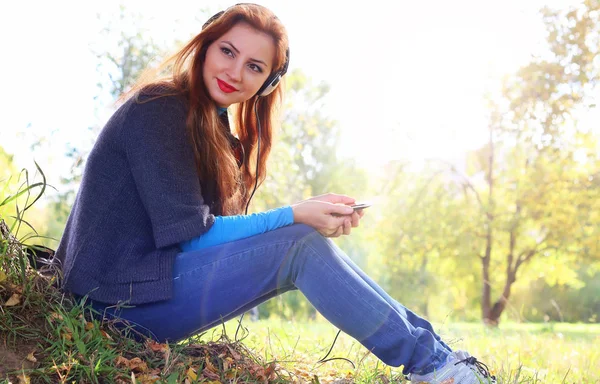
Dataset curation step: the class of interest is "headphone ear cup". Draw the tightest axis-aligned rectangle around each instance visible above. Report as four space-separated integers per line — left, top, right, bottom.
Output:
203 10 224 29
256 73 281 97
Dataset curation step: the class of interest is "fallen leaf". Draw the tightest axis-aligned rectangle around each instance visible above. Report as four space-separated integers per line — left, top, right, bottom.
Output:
223 357 233 371
186 367 197 381
8 283 23 293
17 373 30 384
85 322 94 331
128 357 148 372
100 329 113 340
4 293 21 306
204 357 219 374
135 374 161 384
131 372 137 384
0 270 6 283
146 340 168 353
116 356 130 368
227 345 242 360
203 366 220 381
26 351 37 363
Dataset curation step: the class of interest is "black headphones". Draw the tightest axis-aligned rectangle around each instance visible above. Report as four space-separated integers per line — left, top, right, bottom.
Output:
202 5 290 97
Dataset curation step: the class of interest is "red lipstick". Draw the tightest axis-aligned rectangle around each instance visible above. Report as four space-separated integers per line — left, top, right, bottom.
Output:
217 79 237 93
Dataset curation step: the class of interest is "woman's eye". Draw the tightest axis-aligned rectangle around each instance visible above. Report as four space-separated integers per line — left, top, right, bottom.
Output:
248 63 263 73
221 47 233 57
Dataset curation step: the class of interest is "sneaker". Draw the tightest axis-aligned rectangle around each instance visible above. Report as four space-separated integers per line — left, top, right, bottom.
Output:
408 351 497 383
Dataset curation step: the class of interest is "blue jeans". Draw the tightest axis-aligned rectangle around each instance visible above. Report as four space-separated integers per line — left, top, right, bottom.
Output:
88 224 451 375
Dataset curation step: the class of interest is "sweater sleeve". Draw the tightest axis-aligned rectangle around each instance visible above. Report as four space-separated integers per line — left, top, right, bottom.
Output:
180 206 294 251
124 95 215 248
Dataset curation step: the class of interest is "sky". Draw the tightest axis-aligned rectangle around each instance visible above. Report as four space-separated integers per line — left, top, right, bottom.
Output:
0 0 583 190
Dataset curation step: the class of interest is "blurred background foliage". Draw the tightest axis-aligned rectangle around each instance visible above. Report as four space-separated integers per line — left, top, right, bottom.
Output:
1 1 599 326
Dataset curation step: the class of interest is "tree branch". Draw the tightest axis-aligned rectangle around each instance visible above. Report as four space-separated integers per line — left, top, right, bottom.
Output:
436 159 486 211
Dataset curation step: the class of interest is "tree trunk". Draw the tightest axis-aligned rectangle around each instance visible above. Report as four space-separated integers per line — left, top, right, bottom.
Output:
481 228 493 324
487 270 516 325
481 125 495 325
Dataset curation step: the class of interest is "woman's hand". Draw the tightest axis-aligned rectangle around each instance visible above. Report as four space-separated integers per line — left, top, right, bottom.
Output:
309 193 365 229
291 193 364 238
307 193 354 205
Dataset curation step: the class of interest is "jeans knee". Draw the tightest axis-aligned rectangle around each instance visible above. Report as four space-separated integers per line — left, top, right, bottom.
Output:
284 223 320 241
287 224 335 252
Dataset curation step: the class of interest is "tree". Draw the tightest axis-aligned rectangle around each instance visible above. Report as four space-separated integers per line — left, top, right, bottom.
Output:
456 1 600 324
370 1 600 325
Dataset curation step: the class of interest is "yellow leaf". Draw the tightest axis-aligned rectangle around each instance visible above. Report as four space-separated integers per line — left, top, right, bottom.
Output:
4 293 22 306
17 373 30 384
85 322 94 331
223 357 233 371
26 351 37 363
0 270 6 283
186 367 197 381
136 374 161 384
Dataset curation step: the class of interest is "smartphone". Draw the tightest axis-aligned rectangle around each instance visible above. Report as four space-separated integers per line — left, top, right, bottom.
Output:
351 202 372 211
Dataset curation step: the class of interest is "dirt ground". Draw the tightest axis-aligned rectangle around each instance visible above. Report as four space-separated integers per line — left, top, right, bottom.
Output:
0 341 36 379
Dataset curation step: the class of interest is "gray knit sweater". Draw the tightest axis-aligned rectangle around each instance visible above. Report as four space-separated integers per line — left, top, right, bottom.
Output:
55 94 215 304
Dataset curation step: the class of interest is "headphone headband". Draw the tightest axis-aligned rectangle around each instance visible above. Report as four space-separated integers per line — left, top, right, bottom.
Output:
202 5 290 97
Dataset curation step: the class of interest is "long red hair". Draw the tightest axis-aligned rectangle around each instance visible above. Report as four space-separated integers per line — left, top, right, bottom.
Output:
122 4 288 215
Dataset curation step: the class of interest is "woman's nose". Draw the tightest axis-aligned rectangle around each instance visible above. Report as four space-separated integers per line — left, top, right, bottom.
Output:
226 61 243 83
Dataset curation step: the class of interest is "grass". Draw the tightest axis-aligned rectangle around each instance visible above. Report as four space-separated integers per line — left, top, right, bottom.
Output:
207 317 600 383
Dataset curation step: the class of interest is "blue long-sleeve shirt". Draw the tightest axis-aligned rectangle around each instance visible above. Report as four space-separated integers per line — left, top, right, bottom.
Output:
180 206 294 251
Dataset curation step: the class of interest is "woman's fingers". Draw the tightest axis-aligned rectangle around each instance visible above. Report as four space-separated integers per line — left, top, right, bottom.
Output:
310 193 356 205
331 226 344 238
351 211 360 227
343 219 352 235
332 204 355 216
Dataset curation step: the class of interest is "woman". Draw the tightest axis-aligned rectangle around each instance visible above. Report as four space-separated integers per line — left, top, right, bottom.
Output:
55 4 496 383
